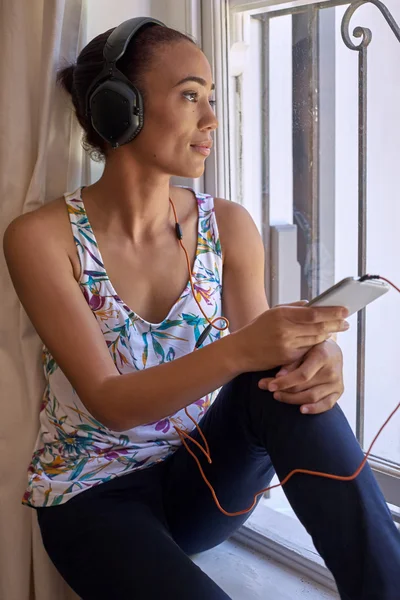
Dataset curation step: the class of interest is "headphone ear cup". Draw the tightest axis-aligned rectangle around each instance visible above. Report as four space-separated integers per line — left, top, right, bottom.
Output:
89 80 144 147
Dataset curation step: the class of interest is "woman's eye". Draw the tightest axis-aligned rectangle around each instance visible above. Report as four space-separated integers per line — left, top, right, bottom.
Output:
183 92 216 108
184 92 198 103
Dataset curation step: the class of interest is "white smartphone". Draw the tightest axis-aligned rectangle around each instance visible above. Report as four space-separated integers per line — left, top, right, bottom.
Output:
307 276 390 316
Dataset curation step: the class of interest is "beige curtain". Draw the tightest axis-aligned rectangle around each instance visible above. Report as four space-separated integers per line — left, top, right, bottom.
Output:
0 1 88 598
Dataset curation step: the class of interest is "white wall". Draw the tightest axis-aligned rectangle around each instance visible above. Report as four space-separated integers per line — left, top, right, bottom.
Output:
86 0 193 42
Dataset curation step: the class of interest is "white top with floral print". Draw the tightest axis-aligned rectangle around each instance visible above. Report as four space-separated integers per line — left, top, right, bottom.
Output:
23 186 225 508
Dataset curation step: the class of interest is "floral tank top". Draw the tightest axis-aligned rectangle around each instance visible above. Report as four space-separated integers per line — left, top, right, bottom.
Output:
22 186 225 508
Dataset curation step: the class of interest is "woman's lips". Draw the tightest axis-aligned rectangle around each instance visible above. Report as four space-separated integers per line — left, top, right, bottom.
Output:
190 145 211 156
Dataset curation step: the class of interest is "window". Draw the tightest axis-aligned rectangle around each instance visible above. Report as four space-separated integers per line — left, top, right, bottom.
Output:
202 0 400 573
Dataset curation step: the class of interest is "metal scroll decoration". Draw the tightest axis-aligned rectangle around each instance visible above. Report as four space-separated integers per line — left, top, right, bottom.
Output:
340 1 400 445
342 0 400 50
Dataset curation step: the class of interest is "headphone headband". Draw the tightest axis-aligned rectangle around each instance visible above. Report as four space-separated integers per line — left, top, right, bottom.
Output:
103 17 165 63
85 16 167 148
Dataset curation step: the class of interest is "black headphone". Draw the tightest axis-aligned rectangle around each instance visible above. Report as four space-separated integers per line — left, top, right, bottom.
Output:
85 17 166 149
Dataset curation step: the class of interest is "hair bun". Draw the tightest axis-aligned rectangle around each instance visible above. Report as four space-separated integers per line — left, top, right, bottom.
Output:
57 64 76 96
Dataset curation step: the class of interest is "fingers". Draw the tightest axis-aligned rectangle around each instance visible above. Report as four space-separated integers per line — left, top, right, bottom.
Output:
285 300 309 307
274 300 308 308
294 319 349 346
285 305 349 324
276 306 350 349
259 360 303 389
271 383 334 405
260 342 343 393
262 361 323 393
296 333 337 348
276 359 302 378
320 319 350 333
258 377 275 390
300 393 340 415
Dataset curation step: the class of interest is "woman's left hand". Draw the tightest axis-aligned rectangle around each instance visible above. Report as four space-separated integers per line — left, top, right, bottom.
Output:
258 339 344 414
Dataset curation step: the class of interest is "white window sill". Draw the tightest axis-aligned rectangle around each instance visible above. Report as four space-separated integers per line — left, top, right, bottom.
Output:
231 503 337 592
231 499 399 593
192 534 339 599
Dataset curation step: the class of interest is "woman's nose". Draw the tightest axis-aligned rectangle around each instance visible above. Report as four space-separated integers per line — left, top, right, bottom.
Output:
199 104 218 132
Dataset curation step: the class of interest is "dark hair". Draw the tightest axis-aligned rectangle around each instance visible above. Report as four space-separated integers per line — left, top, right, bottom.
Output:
57 24 196 162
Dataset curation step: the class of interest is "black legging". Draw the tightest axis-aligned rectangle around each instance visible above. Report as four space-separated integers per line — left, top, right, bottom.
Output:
36 369 400 599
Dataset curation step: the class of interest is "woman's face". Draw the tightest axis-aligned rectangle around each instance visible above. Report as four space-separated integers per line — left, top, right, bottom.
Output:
130 40 218 178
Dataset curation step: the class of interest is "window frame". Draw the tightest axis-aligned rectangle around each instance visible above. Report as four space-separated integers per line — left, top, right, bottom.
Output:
201 0 400 572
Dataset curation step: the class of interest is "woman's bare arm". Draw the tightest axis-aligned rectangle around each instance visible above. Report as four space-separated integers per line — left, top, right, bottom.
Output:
215 198 269 332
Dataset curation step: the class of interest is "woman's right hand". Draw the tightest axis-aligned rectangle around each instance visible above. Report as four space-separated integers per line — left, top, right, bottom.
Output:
232 303 350 373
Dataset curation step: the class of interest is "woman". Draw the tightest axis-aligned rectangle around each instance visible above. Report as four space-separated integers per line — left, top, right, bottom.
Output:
4 18 400 600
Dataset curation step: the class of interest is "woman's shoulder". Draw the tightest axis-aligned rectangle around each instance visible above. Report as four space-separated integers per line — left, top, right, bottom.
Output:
213 196 250 220
206 196 260 264
172 184 252 221
170 186 261 262
4 195 80 280
213 195 256 236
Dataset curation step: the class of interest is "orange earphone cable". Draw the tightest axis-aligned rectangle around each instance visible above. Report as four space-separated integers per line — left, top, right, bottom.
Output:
169 195 399 517
176 400 400 517
168 197 229 333
375 275 400 293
